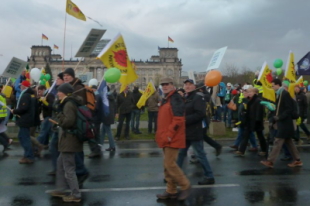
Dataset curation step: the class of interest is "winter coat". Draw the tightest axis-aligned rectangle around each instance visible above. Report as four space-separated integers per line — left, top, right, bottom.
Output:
296 91 308 119
275 89 295 139
245 94 264 132
70 78 87 105
132 87 142 110
14 88 38 128
56 95 83 152
156 90 185 149
185 91 205 141
146 92 160 112
40 93 55 118
116 91 135 114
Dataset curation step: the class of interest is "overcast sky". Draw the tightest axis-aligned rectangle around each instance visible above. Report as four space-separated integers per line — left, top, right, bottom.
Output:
0 0 310 75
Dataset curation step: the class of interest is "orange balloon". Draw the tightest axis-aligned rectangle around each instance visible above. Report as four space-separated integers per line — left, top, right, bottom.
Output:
204 70 222 87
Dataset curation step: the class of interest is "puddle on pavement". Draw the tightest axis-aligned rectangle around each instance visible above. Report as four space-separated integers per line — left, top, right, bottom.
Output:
118 151 160 158
238 168 302 176
17 177 54 186
11 196 33 206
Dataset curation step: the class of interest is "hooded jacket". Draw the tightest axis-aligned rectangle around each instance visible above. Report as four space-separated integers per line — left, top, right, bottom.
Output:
14 87 39 128
156 90 185 148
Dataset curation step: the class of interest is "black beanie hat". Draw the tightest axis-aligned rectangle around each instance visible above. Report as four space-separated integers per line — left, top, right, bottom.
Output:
57 72 64 80
63 68 75 78
57 83 74 96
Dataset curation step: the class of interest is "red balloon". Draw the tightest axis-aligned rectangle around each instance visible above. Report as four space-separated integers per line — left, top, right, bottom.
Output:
204 70 222 87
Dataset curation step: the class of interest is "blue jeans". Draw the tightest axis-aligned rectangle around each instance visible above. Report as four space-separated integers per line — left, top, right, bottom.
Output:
131 109 141 132
18 127 34 160
102 123 115 149
177 140 214 179
75 151 89 176
49 131 59 171
223 104 231 126
37 117 52 145
214 106 222 121
147 111 158 133
234 127 257 148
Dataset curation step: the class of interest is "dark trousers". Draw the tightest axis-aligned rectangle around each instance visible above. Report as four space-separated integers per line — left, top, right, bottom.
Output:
239 129 267 153
116 112 131 137
203 128 221 149
147 111 158 133
88 122 101 154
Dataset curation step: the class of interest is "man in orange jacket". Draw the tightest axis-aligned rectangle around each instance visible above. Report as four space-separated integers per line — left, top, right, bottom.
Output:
155 77 191 201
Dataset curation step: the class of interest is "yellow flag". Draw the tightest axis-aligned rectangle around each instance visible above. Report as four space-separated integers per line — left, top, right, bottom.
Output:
258 62 273 88
136 82 155 109
284 51 296 83
97 33 138 93
262 86 275 102
66 0 86 21
288 76 303 98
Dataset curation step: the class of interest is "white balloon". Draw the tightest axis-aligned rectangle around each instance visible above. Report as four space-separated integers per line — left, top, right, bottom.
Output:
88 78 98 87
30 68 41 82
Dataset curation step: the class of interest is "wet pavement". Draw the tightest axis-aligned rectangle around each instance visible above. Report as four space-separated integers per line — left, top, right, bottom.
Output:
1 140 310 206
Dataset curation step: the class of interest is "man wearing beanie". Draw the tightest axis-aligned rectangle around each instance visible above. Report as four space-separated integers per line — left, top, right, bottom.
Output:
50 83 83 203
62 68 91 185
63 68 86 105
12 81 38 164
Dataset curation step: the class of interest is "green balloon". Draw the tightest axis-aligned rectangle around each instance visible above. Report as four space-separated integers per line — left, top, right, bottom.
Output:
40 74 45 80
104 68 121 83
40 80 46 85
45 74 51 81
273 59 283 68
276 68 282 76
304 80 309 86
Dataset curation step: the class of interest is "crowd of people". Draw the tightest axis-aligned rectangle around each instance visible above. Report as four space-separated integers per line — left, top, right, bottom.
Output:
0 68 309 202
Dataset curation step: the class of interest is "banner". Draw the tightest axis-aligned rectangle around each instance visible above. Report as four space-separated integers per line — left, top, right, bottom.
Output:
297 51 310 75
97 33 138 92
136 82 155 109
257 62 273 88
284 51 296 83
206 46 227 71
2 57 28 79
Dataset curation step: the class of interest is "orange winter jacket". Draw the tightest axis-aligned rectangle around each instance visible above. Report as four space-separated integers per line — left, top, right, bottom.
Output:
156 90 186 149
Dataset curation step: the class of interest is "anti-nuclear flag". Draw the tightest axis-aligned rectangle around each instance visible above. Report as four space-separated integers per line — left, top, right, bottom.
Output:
258 62 275 102
284 51 296 83
288 76 303 98
97 33 138 93
66 0 86 21
136 81 155 109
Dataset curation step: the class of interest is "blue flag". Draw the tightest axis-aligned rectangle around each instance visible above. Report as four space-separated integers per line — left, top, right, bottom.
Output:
297 51 310 75
98 80 109 116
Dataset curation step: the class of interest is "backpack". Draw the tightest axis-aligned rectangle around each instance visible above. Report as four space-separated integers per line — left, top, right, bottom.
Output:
291 99 299 120
217 82 226 97
69 101 97 142
84 85 96 111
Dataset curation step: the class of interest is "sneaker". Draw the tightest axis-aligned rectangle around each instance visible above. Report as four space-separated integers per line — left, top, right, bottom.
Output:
62 195 81 203
50 190 67 197
216 146 222 156
156 191 177 200
234 151 244 157
288 160 303 168
178 186 191 200
260 160 274 168
105 148 116 152
19 158 34 164
198 177 215 185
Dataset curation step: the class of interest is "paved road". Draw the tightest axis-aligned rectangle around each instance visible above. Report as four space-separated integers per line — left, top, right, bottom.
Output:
0 140 310 206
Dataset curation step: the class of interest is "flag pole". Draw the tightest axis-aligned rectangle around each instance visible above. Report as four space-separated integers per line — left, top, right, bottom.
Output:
41 36 43 46
62 11 68 71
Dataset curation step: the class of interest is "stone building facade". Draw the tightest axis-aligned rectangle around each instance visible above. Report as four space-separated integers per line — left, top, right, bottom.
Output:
26 45 183 89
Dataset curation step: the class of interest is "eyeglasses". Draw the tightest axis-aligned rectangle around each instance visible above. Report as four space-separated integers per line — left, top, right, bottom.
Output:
161 83 170 86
